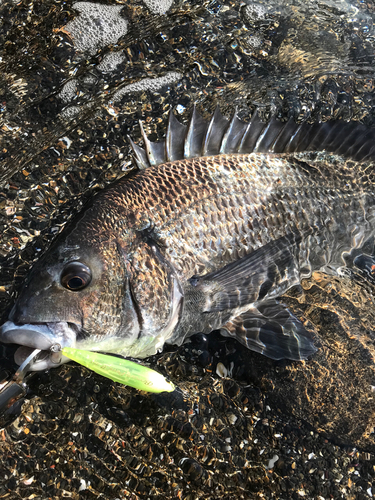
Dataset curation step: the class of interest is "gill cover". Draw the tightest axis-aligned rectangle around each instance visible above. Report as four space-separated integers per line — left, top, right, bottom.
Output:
120 239 184 349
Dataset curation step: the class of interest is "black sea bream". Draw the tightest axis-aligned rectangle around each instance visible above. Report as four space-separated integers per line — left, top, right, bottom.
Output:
2 107 375 371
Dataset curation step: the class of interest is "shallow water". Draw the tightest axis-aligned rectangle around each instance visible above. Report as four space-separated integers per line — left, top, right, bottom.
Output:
0 0 375 498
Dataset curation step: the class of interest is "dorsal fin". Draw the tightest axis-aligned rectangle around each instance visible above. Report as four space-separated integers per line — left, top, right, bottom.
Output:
184 105 208 159
203 106 229 156
139 121 166 167
220 109 247 154
166 110 187 162
129 107 375 169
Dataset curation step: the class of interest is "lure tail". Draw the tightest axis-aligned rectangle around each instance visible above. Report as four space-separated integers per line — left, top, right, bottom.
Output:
62 347 175 393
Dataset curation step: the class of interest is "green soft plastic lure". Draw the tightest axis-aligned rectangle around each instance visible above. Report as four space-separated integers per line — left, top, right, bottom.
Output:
62 347 175 393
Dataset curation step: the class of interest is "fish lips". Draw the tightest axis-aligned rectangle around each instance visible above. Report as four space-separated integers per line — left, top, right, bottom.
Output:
0 321 76 371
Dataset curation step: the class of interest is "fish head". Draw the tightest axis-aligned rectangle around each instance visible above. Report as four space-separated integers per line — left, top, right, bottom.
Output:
0 205 183 371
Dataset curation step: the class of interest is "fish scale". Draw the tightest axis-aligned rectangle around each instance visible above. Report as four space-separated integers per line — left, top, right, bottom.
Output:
129 154 360 276
2 108 375 370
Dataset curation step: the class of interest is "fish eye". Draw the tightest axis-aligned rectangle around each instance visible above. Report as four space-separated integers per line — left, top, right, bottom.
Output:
61 262 92 291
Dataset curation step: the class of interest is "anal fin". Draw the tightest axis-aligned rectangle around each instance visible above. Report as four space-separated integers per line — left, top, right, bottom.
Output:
221 299 317 361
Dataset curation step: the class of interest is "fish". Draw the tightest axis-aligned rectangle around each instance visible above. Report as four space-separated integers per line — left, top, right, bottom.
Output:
1 106 375 371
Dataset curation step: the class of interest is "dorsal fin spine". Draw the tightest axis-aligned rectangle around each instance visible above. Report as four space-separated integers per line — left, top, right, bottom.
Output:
127 136 150 170
166 110 187 162
220 109 248 154
203 106 228 156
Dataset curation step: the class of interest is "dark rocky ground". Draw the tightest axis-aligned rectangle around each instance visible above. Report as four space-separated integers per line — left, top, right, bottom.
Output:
0 0 375 498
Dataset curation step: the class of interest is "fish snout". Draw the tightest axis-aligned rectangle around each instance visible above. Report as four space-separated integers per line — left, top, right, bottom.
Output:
0 321 76 371
9 295 47 325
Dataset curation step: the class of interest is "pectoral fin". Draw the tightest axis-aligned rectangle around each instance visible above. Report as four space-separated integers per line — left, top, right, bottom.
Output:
221 299 317 361
187 233 317 360
189 233 302 312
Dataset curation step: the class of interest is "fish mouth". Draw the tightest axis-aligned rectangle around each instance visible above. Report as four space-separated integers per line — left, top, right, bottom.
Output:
0 321 78 371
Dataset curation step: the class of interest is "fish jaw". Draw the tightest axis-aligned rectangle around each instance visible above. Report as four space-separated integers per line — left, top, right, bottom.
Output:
0 321 77 371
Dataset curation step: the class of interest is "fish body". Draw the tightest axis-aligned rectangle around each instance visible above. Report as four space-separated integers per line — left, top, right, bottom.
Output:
2 108 375 370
